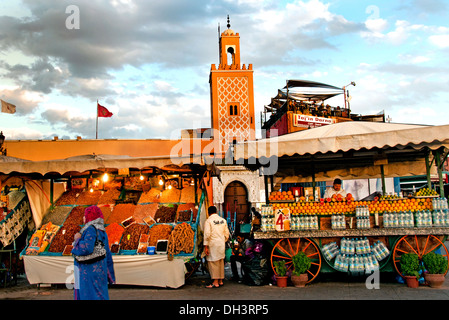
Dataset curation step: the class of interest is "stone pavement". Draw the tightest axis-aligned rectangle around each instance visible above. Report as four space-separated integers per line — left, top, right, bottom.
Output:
1 264 449 301
1 264 447 319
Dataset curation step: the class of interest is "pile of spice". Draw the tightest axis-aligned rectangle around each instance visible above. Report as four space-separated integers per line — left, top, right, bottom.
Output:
48 224 81 252
160 188 180 203
138 188 161 203
63 206 86 226
119 224 149 250
98 188 121 204
154 205 178 223
105 222 125 247
106 203 135 224
76 190 101 205
180 186 196 203
148 224 173 246
133 203 159 223
41 206 72 226
99 206 112 222
55 190 79 206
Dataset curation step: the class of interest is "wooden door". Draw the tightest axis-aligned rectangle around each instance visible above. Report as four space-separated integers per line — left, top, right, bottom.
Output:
224 181 249 224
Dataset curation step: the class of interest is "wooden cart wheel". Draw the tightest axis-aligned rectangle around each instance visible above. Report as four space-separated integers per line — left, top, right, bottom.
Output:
271 238 321 283
393 235 449 277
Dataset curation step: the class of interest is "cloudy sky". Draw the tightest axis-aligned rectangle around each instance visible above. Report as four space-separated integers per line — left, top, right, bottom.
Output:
0 0 448 141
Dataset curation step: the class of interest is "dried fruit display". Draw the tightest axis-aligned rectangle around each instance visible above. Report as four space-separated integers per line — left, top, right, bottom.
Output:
55 190 79 206
98 188 121 204
160 188 180 203
154 205 178 223
48 223 81 252
138 188 161 203
111 244 120 253
76 190 101 205
176 203 197 222
133 203 159 223
105 222 125 247
119 224 149 250
137 234 150 254
167 223 195 255
41 206 72 226
148 224 173 246
106 203 136 224
63 206 86 226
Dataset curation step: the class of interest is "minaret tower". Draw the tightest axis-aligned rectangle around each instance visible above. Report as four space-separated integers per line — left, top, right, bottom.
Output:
209 16 255 153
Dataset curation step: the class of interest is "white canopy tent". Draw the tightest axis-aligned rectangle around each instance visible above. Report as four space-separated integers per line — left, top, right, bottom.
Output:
234 121 449 184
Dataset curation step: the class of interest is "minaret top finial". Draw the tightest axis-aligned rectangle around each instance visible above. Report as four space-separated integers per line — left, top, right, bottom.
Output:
227 15 231 29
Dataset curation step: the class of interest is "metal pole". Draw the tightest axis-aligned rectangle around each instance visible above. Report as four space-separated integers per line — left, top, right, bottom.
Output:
380 165 386 196
264 174 269 204
425 151 432 189
96 100 99 139
435 149 445 197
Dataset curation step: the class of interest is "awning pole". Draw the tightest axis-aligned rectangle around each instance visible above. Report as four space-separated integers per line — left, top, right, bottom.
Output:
50 179 54 209
312 161 316 200
264 174 269 204
380 165 386 196
434 149 445 197
425 151 432 189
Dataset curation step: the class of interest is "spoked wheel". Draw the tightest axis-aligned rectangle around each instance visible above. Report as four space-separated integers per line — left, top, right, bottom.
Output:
271 238 321 283
393 235 449 277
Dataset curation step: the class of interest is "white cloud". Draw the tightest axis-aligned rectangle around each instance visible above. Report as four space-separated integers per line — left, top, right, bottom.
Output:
365 18 388 33
429 34 449 48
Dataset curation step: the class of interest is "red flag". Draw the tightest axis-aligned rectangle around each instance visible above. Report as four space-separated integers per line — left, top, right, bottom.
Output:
97 103 113 118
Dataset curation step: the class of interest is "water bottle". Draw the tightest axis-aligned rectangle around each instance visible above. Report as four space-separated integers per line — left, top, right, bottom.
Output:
443 209 449 227
340 254 346 272
343 238 349 254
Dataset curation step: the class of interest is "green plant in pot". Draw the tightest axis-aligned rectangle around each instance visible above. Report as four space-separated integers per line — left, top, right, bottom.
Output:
291 252 311 287
400 253 420 288
422 252 448 288
273 260 288 287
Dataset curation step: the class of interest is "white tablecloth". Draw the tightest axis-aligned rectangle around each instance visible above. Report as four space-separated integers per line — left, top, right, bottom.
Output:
23 254 186 288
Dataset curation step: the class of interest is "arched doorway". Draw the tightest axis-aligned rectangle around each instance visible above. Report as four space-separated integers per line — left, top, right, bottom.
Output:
223 181 249 225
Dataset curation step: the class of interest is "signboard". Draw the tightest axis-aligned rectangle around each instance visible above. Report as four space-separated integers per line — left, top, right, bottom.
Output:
275 207 291 231
293 114 335 129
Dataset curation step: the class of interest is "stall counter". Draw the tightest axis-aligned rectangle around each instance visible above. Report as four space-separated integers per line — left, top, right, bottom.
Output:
23 254 187 288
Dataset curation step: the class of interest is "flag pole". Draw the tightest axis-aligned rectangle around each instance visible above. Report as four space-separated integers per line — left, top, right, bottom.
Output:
96 100 98 139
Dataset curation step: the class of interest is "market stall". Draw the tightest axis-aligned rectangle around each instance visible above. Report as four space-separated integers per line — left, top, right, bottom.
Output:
234 121 449 283
0 154 208 288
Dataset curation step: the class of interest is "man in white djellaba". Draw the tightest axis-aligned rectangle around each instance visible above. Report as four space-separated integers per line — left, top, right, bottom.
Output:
203 205 230 288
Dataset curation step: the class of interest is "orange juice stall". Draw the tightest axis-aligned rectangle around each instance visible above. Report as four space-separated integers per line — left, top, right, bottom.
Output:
234 121 449 285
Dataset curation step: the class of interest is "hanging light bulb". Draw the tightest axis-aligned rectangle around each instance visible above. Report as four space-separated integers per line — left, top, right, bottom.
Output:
89 187 94 193
168 184 172 190
139 174 144 181
159 177 164 185
102 173 109 182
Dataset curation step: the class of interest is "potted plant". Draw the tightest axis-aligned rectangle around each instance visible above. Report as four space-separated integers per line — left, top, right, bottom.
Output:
291 252 311 287
273 260 288 287
422 252 448 288
400 253 420 288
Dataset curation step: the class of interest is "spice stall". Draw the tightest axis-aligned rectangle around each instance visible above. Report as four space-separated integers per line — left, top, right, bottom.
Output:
0 154 208 288
234 121 449 283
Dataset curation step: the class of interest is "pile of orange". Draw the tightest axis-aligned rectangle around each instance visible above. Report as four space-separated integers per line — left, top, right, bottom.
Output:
368 198 432 214
268 190 294 201
269 197 433 215
272 201 357 215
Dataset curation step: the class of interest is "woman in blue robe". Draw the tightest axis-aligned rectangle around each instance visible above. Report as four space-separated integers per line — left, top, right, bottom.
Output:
71 205 115 300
